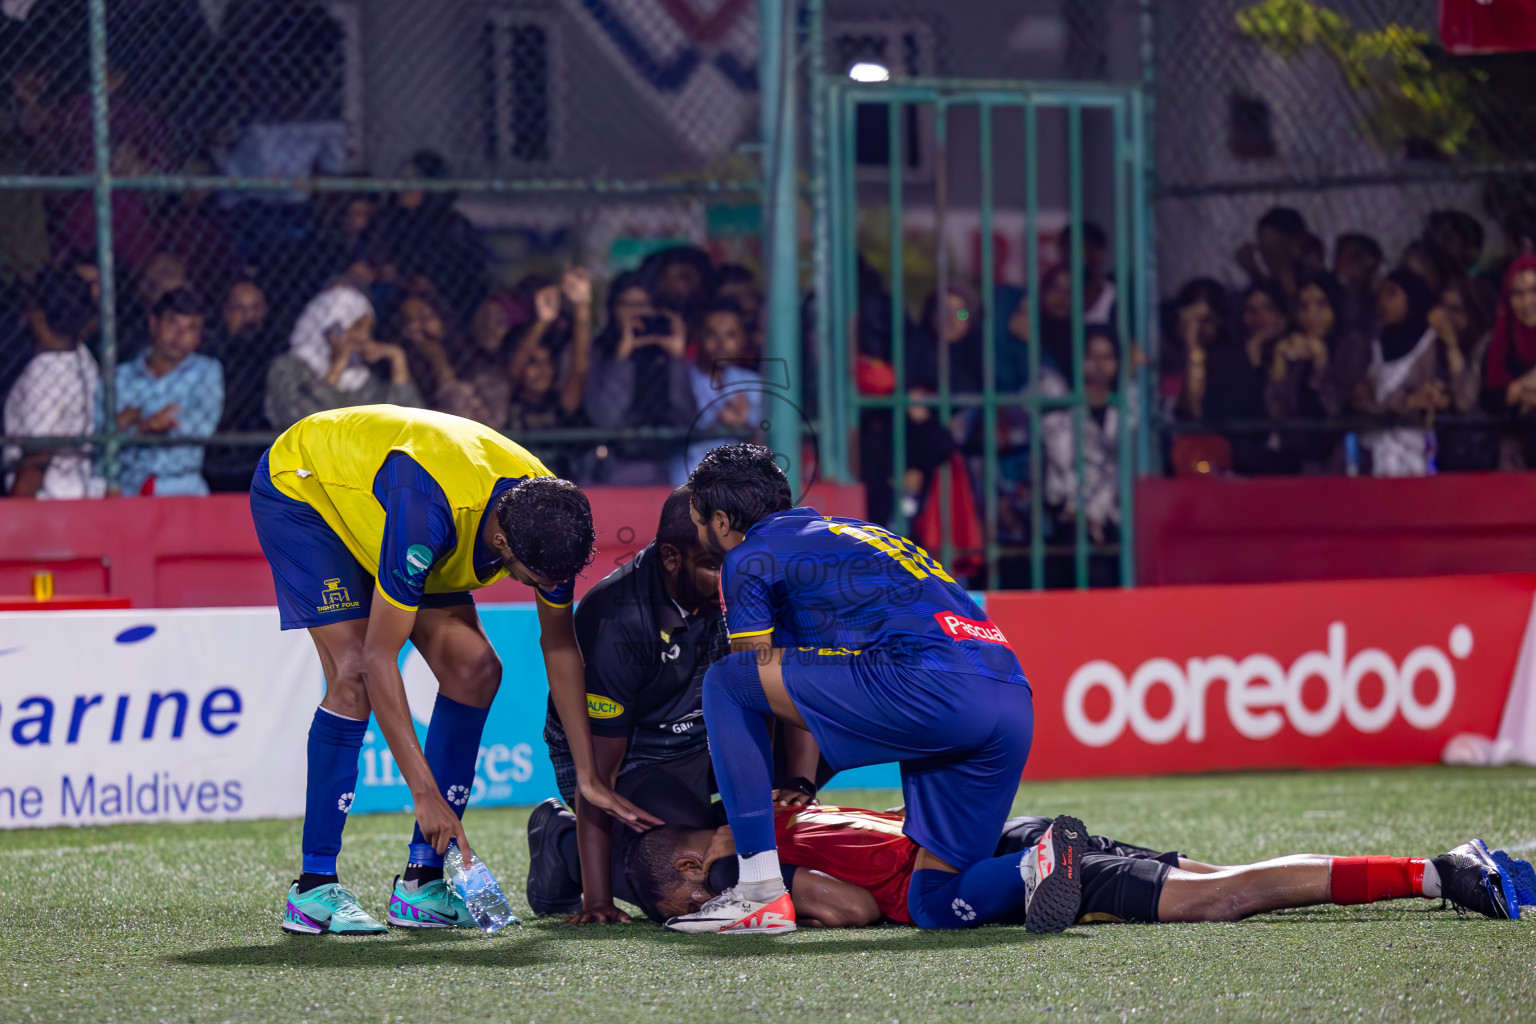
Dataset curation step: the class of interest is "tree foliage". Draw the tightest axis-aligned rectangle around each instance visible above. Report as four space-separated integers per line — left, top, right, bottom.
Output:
1236 0 1488 160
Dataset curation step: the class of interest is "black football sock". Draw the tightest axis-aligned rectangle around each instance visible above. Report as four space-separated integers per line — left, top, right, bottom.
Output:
403 863 444 886
297 872 339 894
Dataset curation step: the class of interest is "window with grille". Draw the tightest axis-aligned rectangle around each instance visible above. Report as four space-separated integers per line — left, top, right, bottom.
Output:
485 10 558 167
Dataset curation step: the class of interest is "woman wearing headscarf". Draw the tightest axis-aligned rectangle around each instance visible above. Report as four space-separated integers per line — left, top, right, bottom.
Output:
393 288 469 410
1164 278 1233 422
1355 268 1476 476
901 284 986 574
637 245 715 319
1203 280 1290 475
1030 265 1078 375
264 285 423 430
437 290 529 430
873 285 981 515
1040 324 1125 551
1481 255 1536 467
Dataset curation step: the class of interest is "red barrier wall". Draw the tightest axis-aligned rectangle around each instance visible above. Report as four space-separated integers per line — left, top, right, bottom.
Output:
0 484 867 607
12 472 1536 604
1136 473 1536 586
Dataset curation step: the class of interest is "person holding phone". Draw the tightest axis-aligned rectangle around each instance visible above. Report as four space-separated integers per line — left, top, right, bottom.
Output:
583 272 697 484
265 284 425 430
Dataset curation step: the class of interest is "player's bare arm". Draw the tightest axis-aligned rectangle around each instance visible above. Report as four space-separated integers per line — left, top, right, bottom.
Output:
537 598 663 832
360 590 472 863
728 636 822 808
569 734 632 924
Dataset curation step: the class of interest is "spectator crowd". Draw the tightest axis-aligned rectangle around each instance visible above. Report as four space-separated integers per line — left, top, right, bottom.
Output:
845 208 1536 586
7 2 1536 591
0 0 770 499
0 219 769 497
1162 206 1536 479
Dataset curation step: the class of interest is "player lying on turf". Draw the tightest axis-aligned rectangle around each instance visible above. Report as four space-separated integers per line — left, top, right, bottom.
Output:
251 405 660 936
627 804 1533 927
528 488 827 921
667 444 1085 936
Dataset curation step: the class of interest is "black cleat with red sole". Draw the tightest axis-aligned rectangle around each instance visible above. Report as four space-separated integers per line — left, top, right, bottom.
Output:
1023 814 1088 933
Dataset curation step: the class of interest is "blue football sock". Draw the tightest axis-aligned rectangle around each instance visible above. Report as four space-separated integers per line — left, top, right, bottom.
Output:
702 652 777 859
907 852 1033 930
301 706 368 876
407 694 491 868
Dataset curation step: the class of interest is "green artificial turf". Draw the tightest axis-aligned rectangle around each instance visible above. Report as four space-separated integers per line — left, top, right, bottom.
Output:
3 768 1536 1023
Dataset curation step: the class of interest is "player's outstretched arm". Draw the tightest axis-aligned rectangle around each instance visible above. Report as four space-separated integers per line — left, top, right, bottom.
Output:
537 599 663 831
361 591 472 863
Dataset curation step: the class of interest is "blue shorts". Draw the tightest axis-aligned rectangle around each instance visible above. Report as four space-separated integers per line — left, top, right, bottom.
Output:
250 450 472 630
780 637 1034 870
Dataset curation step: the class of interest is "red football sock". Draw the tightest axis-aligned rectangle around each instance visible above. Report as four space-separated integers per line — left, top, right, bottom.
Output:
1329 857 1427 905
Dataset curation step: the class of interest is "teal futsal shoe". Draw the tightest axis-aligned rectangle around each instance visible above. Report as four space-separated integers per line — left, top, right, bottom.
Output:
282 881 388 935
387 874 507 929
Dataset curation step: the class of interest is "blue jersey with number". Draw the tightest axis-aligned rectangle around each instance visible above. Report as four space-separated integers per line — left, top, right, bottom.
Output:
719 507 1027 685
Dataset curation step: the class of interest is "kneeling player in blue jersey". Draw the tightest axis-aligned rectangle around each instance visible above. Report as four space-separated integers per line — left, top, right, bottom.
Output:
665 444 1085 936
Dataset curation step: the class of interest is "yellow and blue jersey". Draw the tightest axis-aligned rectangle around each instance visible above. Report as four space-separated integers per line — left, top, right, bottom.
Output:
720 507 1027 685
253 407 571 627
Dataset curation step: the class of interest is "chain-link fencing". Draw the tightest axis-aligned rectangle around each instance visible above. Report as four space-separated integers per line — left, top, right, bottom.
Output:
0 0 766 497
7 0 1536 582
1150 0 1536 478
1154 0 1536 284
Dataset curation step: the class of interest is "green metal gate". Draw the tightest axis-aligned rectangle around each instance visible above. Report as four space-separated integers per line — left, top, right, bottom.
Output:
813 78 1150 590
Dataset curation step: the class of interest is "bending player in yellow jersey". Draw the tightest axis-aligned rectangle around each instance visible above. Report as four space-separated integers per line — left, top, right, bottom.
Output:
250 405 662 935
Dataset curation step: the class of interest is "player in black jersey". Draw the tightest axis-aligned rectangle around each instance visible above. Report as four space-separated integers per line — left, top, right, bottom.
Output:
531 486 824 922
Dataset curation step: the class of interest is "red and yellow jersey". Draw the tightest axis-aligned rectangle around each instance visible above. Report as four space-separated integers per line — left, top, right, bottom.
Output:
774 805 918 923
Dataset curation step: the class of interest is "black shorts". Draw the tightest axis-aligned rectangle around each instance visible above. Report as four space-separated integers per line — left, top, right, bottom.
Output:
548 744 718 830
251 451 476 629
994 816 1180 924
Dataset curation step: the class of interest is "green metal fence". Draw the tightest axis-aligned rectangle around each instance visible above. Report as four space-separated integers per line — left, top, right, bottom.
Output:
2 0 1155 594
815 78 1150 589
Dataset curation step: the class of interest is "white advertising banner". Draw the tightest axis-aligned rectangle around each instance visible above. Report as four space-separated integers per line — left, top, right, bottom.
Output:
0 608 315 829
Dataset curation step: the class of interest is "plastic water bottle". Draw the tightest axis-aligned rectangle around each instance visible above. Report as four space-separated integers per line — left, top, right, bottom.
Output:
444 841 518 934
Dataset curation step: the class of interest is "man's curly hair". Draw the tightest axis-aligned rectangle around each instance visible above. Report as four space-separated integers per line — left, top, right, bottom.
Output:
494 477 596 584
